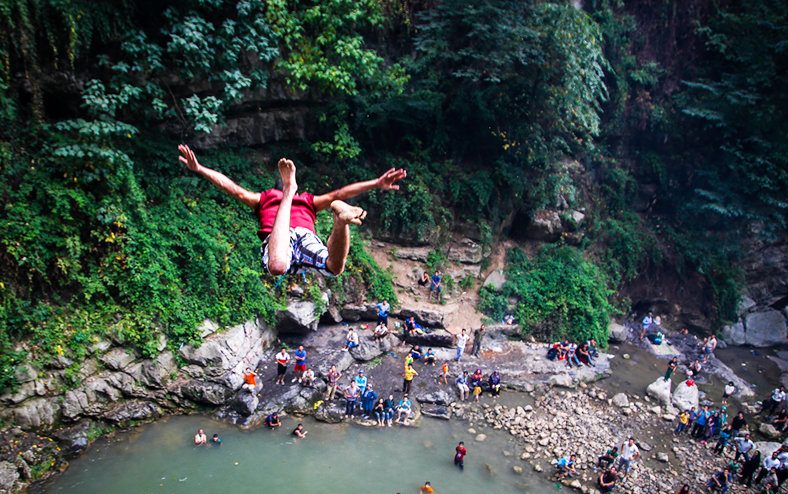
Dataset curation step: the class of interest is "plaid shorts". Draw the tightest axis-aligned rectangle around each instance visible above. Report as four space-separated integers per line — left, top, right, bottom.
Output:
260 227 333 276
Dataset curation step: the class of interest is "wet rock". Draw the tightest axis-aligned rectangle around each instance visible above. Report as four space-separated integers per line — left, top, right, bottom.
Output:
513 465 524 474
422 405 451 420
404 328 454 348
0 461 19 493
475 433 487 442
230 391 259 417
277 299 324 333
51 420 91 457
657 452 669 462
314 401 346 424
534 464 543 472
671 381 699 412
612 393 629 408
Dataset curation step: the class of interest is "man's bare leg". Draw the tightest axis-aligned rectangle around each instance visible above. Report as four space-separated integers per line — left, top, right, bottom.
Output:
267 159 297 276
325 200 367 275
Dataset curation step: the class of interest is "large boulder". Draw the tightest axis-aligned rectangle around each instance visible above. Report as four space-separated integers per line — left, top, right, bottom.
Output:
755 441 783 459
181 381 234 405
608 321 629 343
395 308 445 328
721 321 746 346
524 209 563 242
349 335 394 361
403 329 454 348
671 381 699 412
230 392 259 417
277 299 324 333
100 348 136 371
340 304 378 322
314 400 346 424
743 309 787 347
646 377 672 408
415 389 452 405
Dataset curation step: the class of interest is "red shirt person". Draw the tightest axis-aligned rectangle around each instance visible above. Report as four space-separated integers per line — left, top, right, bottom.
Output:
178 145 406 277
454 441 468 470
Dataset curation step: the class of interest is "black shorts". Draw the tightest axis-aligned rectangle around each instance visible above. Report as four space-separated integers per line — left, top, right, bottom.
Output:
277 363 287 375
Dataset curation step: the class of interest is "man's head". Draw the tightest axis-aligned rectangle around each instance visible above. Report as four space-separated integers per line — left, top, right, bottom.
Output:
609 467 617 475
627 437 635 445
737 411 744 418
298 345 304 351
358 370 364 376
458 441 464 446
245 367 251 373
745 433 751 440
280 347 286 353
462 329 466 335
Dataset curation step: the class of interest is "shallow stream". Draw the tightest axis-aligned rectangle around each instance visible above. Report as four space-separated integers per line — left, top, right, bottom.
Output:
33 414 555 494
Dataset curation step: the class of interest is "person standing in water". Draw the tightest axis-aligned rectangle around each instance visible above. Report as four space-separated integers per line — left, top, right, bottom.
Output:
454 441 468 471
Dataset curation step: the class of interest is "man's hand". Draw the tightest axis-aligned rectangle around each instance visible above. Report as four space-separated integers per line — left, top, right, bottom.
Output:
178 144 201 172
376 167 407 190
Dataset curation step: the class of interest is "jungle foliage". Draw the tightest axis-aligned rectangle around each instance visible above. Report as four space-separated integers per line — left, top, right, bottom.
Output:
1 0 786 389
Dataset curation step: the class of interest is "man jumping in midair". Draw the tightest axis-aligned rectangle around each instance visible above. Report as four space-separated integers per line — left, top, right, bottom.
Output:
177 145 406 276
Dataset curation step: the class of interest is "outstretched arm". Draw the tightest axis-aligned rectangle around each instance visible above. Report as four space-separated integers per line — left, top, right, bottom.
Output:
313 167 407 211
178 144 259 210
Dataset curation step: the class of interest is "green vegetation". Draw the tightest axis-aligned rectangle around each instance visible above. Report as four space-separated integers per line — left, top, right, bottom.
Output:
480 247 614 345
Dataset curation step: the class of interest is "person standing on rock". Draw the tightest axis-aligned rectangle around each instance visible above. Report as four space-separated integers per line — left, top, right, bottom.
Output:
325 365 341 400
354 370 368 396
344 381 360 417
722 381 736 404
429 270 443 303
361 384 378 418
376 300 390 326
731 411 747 437
383 394 395 427
733 433 755 462
454 329 468 361
471 324 485 357
617 437 640 477
275 347 290 385
664 357 678 382
454 441 467 471
177 145 406 277
403 363 418 394
702 334 718 364
640 312 653 340
293 345 307 384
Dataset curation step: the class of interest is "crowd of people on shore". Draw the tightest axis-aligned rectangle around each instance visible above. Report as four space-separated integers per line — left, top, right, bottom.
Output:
198 301 788 494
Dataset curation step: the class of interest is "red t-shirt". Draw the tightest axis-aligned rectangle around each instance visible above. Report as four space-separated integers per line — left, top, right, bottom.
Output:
257 189 317 240
455 445 467 460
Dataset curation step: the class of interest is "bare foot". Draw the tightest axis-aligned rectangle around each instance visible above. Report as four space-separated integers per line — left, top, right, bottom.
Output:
278 158 297 193
331 200 367 225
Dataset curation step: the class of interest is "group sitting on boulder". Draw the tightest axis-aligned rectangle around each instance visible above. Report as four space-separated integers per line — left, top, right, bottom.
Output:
546 339 596 367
